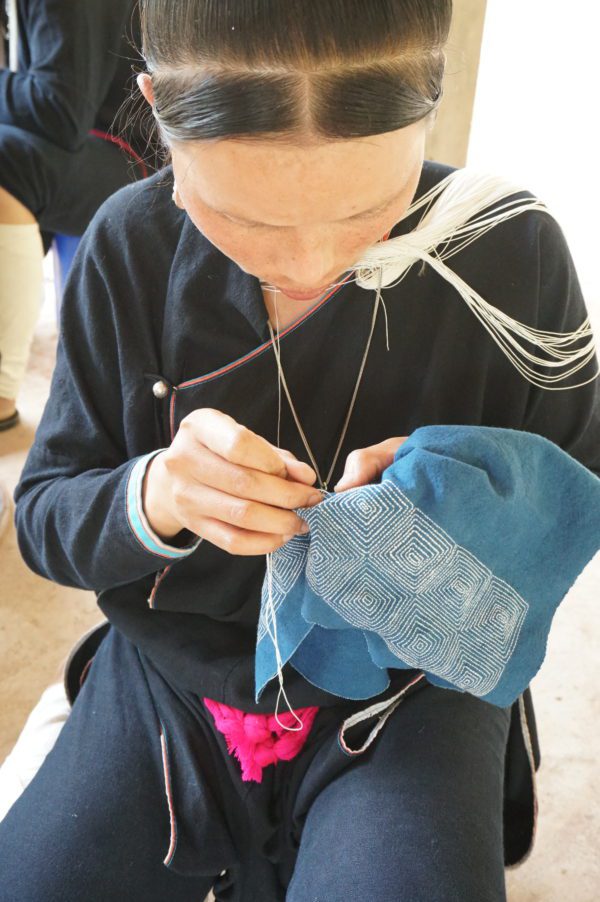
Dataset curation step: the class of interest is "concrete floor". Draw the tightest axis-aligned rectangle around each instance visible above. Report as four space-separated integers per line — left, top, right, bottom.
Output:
0 293 598 901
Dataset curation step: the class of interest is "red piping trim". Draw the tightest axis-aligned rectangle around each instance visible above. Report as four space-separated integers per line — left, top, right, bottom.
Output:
160 728 178 866
174 226 392 395
168 227 393 436
89 129 149 179
148 565 172 608
177 272 354 392
78 656 94 689
169 390 177 442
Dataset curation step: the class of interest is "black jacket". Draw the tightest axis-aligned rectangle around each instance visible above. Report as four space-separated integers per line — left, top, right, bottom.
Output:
14 161 600 713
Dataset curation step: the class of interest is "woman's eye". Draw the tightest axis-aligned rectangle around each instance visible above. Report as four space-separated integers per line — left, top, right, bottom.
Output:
223 207 388 229
223 215 264 229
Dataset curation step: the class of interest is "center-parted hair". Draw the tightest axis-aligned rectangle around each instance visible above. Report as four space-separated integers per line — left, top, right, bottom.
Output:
140 0 453 143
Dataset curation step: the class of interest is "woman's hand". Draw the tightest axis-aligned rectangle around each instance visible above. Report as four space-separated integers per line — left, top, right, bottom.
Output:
334 437 409 492
142 408 323 556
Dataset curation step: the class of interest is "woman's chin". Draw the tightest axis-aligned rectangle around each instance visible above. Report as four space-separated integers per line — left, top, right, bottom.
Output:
279 288 326 302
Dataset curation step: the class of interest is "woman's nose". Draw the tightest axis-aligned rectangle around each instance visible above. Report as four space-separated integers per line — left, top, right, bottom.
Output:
277 233 338 289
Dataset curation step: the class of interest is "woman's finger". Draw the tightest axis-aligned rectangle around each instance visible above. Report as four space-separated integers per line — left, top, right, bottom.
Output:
167 445 323 511
277 449 318 486
189 515 298 557
334 452 382 491
172 482 310 538
334 437 409 491
181 408 289 477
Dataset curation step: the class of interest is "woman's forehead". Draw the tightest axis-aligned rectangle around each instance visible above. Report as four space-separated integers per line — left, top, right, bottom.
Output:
171 121 425 227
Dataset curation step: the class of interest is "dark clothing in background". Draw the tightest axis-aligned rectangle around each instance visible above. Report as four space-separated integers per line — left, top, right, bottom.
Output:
1 0 143 153
0 0 146 236
0 626 512 902
0 121 135 235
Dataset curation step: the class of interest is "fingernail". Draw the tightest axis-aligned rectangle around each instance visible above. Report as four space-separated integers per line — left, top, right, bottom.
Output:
308 492 323 505
282 534 295 543
297 521 310 535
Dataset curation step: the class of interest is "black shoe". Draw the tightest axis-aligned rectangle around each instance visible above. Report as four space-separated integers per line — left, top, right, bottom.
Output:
0 410 20 431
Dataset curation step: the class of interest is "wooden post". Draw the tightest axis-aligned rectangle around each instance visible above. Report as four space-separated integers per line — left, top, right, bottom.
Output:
426 0 488 167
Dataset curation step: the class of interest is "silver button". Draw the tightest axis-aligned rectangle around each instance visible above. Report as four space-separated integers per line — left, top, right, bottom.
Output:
220 869 227 877
152 380 169 400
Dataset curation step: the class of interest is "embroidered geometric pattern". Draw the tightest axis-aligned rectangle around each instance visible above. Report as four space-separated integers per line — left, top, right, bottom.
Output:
258 532 308 643
259 480 529 698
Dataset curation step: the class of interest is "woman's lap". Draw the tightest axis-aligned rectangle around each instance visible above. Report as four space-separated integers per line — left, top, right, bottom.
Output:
0 626 511 902
289 686 511 902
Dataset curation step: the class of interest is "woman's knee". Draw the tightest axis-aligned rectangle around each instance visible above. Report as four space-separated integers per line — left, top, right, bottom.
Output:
289 781 507 902
0 186 36 225
288 689 510 901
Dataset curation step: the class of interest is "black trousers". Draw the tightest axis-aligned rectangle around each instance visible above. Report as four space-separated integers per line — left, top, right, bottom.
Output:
0 626 511 902
0 123 141 240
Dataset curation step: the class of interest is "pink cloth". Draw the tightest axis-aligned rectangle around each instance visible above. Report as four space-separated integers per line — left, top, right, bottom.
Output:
203 698 320 783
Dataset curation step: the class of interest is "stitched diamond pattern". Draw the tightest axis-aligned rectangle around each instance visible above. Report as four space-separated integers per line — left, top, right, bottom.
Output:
259 480 529 697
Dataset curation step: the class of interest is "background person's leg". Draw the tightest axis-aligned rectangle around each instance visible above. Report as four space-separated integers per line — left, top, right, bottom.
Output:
0 190 44 422
287 686 511 902
0 627 216 902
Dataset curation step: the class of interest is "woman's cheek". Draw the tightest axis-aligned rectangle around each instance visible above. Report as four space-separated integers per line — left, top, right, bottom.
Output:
342 216 399 261
185 210 256 267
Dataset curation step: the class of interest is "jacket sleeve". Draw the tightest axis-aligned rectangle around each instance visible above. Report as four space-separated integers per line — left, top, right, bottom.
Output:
14 205 200 593
519 212 600 477
0 0 134 151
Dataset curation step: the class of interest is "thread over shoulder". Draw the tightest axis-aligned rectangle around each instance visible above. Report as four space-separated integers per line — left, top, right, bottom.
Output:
353 169 598 390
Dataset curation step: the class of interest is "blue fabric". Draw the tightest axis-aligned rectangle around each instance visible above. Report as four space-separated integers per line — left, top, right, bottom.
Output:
256 425 600 707
126 451 202 560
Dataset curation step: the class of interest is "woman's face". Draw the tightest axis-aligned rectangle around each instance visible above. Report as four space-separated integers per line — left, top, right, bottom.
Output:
169 120 427 302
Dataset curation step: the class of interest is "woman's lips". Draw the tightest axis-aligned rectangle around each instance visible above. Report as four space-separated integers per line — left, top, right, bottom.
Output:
277 286 329 301
265 270 349 300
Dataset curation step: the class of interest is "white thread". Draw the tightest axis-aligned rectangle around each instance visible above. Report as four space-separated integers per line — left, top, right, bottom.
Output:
264 553 305 730
351 169 598 390
7 0 19 71
265 297 304 730
264 271 385 728
269 298 303 729
263 171 597 389
323 269 383 490
380 291 390 352
273 295 283 448
267 268 384 491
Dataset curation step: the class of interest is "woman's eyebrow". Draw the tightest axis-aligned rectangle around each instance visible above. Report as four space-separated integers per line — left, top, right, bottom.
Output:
207 184 407 226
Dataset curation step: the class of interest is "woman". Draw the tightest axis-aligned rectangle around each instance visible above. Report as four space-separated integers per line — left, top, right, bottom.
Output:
0 0 147 431
2 1 599 900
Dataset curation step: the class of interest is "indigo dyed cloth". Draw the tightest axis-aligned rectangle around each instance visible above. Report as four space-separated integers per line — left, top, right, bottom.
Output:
256 425 600 707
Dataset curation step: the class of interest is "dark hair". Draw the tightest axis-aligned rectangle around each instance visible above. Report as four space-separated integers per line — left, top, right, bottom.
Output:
140 0 453 143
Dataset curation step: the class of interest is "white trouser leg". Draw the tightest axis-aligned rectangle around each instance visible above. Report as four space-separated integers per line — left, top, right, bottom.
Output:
0 682 70 822
0 222 44 400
